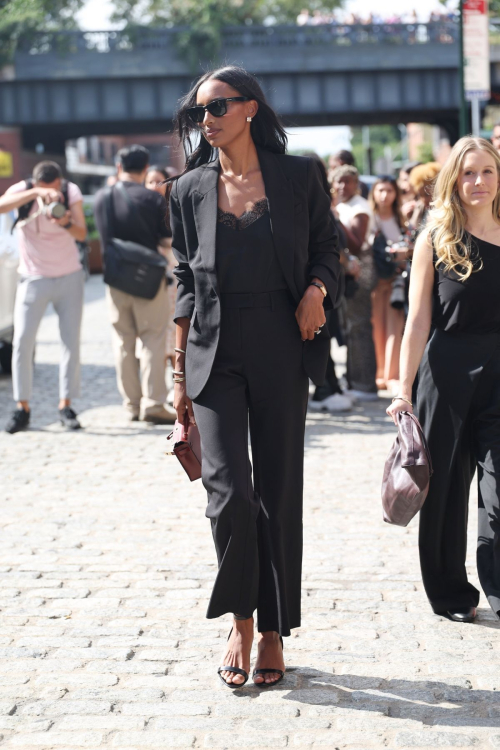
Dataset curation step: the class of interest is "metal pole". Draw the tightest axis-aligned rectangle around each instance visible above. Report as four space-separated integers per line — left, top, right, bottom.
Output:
471 99 481 136
459 0 468 137
362 125 370 175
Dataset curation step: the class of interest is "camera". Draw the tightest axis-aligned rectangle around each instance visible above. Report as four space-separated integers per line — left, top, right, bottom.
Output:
390 272 407 310
45 201 67 220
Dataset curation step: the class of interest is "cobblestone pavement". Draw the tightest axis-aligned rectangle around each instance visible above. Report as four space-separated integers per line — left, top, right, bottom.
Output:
0 276 499 750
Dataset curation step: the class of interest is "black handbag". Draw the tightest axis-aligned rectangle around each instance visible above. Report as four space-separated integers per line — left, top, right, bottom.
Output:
103 183 167 300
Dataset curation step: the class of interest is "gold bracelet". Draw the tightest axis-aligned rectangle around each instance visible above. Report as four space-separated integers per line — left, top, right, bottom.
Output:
392 396 413 407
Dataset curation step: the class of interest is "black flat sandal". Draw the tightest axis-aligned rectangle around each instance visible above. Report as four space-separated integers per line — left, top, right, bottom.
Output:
253 635 285 688
218 623 250 689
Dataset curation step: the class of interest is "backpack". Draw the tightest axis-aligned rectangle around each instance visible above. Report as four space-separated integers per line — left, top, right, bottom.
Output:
11 178 70 233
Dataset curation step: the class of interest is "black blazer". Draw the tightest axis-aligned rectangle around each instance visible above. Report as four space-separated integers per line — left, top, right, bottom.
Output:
170 147 341 400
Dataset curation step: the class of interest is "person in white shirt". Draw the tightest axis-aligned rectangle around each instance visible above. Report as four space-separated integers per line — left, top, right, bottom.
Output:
333 164 378 400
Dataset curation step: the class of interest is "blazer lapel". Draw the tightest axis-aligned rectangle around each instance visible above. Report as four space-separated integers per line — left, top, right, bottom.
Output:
258 147 299 302
193 158 220 294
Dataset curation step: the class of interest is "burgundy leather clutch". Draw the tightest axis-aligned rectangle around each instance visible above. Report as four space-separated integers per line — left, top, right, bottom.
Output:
381 411 433 527
166 415 202 482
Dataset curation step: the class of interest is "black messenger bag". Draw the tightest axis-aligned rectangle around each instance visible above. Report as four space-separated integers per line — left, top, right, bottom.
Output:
103 183 167 300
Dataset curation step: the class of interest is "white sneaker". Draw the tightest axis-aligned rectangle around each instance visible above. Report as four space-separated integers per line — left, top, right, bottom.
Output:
345 389 379 402
308 398 329 412
322 393 353 412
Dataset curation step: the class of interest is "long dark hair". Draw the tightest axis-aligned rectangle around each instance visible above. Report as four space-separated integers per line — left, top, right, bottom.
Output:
173 66 288 176
369 175 404 229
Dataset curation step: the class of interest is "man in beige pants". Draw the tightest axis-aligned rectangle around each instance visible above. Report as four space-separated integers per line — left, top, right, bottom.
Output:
94 145 176 424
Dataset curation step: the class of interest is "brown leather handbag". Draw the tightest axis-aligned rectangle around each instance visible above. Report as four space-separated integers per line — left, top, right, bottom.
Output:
381 411 433 527
166 415 202 482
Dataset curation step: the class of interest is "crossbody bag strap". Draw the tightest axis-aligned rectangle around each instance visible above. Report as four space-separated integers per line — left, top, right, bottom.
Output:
115 181 155 242
103 186 115 246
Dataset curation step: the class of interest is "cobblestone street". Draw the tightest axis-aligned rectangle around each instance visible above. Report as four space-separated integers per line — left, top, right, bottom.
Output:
0 276 499 749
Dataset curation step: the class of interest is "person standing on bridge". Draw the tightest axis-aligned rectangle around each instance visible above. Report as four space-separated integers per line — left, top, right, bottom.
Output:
170 66 340 687
388 137 500 624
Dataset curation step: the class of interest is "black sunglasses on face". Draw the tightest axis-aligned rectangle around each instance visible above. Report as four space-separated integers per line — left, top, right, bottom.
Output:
186 97 250 124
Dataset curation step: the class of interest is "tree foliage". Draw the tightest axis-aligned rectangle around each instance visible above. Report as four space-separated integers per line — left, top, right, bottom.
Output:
111 0 342 65
0 0 83 66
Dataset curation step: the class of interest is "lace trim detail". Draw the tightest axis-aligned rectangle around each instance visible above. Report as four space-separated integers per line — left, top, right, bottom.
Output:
217 198 269 230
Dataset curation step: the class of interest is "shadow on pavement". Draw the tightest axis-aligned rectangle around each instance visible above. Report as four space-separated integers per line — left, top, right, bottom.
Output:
231 667 499 729
305 398 396 443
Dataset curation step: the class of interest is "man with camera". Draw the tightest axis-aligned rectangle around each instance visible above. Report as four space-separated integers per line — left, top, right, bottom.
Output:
94 145 176 425
0 161 87 434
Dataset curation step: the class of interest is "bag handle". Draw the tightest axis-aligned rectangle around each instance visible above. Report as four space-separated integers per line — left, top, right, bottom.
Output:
103 186 115 246
397 411 433 475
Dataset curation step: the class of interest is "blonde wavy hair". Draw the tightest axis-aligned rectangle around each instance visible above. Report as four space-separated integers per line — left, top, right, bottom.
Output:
427 137 500 281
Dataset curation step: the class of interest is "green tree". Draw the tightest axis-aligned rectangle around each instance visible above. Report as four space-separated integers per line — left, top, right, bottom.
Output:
111 0 343 65
0 0 83 66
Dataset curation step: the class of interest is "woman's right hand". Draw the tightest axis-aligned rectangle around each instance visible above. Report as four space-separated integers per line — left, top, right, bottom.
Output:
386 398 413 426
173 382 196 425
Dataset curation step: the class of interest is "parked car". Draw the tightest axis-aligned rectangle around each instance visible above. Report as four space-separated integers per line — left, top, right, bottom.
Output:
0 212 19 374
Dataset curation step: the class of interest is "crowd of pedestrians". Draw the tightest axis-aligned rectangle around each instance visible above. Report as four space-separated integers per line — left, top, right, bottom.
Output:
2 146 179 433
306 150 441 414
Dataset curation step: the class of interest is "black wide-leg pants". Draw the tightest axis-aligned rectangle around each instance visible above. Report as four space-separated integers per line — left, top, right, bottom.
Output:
192 290 309 637
417 329 500 617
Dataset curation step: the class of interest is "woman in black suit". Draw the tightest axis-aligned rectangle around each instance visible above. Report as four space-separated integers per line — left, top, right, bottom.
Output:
170 66 340 687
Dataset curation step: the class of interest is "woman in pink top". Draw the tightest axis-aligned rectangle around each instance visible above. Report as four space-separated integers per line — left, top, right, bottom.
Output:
0 161 87 434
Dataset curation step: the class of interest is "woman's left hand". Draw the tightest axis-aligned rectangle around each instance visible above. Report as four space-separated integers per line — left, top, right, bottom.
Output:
296 285 326 341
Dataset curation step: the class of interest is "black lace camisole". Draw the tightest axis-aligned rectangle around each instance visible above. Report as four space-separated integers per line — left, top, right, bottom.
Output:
216 198 288 294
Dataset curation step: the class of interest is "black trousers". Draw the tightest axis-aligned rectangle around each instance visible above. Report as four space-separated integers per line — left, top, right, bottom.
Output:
192 290 309 636
417 329 500 616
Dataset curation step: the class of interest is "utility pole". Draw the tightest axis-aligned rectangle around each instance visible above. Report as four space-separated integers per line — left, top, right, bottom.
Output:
459 0 468 137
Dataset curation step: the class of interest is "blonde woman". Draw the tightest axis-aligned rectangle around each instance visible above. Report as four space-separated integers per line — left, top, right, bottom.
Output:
387 137 500 624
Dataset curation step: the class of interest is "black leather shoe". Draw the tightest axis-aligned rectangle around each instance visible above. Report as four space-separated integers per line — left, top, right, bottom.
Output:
445 607 476 623
5 408 30 434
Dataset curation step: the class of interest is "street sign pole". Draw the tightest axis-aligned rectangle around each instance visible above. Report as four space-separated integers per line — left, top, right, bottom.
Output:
471 98 481 135
463 0 490 135
459 0 468 137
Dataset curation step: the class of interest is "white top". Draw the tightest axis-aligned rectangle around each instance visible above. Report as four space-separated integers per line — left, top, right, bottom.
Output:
368 213 402 245
336 194 372 251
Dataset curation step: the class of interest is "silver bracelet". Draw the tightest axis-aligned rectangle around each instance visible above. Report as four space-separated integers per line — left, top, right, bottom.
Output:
172 370 185 376
174 347 186 355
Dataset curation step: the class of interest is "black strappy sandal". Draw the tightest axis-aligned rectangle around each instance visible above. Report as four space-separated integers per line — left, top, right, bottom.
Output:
218 624 250 689
253 635 285 687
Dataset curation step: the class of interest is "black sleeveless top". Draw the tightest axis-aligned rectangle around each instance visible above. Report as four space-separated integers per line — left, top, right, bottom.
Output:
216 198 287 294
433 233 500 334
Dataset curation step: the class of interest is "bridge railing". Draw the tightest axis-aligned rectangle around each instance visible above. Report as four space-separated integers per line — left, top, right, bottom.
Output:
16 21 458 56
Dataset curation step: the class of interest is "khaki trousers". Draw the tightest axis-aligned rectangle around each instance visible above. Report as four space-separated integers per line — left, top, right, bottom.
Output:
106 282 169 415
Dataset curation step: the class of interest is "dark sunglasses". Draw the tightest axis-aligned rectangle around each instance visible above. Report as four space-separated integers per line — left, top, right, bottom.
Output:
186 97 250 124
